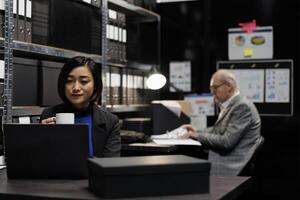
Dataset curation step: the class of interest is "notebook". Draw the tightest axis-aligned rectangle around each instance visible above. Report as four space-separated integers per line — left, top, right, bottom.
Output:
4 124 89 179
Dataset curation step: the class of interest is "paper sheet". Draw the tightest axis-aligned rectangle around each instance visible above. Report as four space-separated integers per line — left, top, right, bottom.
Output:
152 138 201 146
151 127 187 139
151 127 201 146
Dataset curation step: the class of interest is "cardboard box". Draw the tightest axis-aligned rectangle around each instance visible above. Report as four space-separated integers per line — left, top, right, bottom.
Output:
88 155 210 198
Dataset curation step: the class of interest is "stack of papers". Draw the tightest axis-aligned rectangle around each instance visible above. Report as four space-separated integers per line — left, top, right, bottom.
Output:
151 127 201 146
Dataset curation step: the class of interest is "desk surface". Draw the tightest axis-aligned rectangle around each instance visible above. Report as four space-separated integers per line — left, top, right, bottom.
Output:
0 169 251 200
121 143 207 159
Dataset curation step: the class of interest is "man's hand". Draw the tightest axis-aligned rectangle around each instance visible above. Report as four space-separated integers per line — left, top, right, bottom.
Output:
41 117 56 124
180 124 199 139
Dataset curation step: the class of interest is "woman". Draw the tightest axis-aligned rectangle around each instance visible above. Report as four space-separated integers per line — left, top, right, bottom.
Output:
40 56 121 157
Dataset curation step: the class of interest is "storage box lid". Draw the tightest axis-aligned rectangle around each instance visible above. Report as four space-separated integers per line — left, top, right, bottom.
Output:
88 155 210 176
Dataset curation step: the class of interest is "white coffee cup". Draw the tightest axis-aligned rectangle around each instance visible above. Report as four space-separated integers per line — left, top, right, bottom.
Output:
0 155 4 165
55 113 75 124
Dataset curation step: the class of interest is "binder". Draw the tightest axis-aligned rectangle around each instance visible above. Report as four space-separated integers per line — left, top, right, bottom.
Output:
105 71 111 105
121 68 128 105
110 67 121 105
116 12 123 63
127 70 134 104
119 12 127 63
17 0 25 41
25 0 32 43
31 0 49 45
108 24 115 61
135 72 144 104
17 18 26 41
13 14 18 40
113 25 119 61
25 19 31 42
0 13 4 38
90 11 101 54
0 1 4 38
13 0 18 40
0 82 3 107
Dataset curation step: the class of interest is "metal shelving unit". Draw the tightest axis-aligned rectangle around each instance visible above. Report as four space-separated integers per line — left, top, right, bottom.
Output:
0 0 161 117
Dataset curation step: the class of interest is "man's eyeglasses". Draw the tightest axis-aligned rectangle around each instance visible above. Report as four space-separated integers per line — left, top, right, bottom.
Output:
210 82 226 91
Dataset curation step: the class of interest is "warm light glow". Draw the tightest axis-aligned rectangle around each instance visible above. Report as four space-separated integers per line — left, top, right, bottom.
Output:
146 73 167 90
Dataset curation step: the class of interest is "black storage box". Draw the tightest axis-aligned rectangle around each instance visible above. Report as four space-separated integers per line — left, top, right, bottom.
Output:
88 155 210 198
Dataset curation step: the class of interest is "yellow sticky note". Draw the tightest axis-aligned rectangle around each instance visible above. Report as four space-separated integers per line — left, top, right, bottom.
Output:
244 48 253 57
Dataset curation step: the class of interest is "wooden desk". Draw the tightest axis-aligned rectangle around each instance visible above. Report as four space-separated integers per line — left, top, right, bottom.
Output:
0 169 251 200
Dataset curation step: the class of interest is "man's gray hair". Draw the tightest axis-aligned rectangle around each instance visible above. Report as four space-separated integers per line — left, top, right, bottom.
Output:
218 69 237 89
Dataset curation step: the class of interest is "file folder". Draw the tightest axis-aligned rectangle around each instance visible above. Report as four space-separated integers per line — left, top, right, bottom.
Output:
110 67 121 105
25 0 32 42
121 69 128 105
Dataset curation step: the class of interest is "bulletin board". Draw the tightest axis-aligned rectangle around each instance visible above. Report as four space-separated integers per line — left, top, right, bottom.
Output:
217 59 293 116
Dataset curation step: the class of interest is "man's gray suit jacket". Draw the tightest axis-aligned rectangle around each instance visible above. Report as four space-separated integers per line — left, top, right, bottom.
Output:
197 94 262 176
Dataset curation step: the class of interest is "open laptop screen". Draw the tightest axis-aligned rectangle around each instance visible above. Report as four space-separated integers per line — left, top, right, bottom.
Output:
4 124 89 179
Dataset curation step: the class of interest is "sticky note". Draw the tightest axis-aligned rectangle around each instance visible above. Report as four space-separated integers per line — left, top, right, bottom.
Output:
244 48 253 57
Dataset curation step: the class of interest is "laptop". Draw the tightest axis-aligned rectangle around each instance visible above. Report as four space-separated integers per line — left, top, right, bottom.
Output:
4 124 89 179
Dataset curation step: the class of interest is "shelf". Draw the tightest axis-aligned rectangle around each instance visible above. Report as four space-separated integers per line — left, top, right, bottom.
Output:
0 106 44 117
0 38 102 63
108 0 160 22
0 38 129 67
107 62 127 68
0 104 150 117
107 104 150 113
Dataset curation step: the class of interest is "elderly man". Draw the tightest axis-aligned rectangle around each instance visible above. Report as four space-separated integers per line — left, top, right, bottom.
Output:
183 69 263 176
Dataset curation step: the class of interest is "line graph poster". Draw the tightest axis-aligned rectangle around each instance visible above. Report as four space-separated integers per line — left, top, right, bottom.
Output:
228 69 264 103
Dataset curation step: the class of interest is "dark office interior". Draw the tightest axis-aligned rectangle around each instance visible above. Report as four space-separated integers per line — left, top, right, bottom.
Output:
0 0 299 199
157 0 299 199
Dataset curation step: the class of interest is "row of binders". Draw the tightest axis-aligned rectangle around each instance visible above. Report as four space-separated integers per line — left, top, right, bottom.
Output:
105 67 153 106
81 0 127 64
107 9 127 64
0 0 32 42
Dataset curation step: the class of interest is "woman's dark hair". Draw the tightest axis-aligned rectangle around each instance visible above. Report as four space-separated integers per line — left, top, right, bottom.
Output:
57 56 102 104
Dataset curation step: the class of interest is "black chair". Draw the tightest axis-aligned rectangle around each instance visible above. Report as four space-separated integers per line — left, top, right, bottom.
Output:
239 136 265 176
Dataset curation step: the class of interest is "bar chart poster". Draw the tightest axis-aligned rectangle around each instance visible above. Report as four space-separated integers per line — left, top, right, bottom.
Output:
265 69 290 103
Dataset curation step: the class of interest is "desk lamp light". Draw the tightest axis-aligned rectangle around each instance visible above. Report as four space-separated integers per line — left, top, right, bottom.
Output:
146 67 166 90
